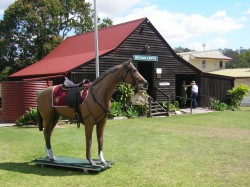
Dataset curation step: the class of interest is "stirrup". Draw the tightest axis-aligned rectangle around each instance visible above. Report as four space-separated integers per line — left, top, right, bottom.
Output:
74 112 80 128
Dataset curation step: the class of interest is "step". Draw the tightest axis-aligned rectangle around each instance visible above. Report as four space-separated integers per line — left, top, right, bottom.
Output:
151 111 168 116
151 110 167 114
149 101 168 117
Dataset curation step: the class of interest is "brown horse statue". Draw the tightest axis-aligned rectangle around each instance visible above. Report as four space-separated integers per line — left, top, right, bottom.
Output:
37 60 148 166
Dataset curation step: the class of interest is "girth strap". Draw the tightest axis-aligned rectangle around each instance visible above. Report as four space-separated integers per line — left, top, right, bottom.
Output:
90 87 110 116
65 87 82 128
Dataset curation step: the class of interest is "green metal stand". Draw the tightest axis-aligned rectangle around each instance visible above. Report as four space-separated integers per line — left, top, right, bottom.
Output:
32 156 114 174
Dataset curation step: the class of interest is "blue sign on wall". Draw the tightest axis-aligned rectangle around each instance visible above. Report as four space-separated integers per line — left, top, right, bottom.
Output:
133 55 158 62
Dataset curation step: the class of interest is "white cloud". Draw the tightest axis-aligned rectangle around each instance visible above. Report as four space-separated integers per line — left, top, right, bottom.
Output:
0 0 15 16
209 37 228 48
188 38 228 51
1 0 247 50
244 8 250 15
108 5 246 50
86 0 143 17
233 2 241 9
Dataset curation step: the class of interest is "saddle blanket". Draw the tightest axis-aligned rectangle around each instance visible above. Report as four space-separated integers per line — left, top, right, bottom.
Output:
52 84 89 107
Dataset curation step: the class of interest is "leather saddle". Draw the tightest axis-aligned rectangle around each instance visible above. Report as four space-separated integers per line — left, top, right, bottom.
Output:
62 77 83 90
61 77 90 127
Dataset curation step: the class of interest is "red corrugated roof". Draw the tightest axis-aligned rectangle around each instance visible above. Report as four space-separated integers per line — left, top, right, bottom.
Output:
10 18 146 78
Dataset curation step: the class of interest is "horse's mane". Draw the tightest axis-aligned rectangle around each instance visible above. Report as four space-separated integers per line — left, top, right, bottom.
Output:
91 63 123 86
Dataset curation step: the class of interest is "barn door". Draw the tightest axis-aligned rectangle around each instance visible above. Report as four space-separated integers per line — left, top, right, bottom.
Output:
137 61 155 99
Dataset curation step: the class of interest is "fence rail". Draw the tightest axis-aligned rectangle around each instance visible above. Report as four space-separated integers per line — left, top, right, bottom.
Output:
175 94 216 114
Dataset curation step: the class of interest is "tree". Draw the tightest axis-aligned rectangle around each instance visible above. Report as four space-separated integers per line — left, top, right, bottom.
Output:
221 48 250 68
221 48 239 68
173 46 194 53
0 0 112 81
98 18 113 29
237 49 250 68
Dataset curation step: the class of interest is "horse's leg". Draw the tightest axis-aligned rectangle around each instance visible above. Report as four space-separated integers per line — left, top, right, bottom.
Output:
96 117 108 165
44 112 59 160
85 123 96 166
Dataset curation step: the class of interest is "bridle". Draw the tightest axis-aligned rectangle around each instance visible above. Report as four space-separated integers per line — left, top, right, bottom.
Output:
123 62 139 87
86 62 144 124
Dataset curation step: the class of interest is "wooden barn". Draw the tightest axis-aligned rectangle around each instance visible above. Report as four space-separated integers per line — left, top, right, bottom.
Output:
8 17 233 108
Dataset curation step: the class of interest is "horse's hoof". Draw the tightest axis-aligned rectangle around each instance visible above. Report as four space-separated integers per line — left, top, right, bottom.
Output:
50 157 56 161
46 156 55 161
101 161 108 166
88 159 97 166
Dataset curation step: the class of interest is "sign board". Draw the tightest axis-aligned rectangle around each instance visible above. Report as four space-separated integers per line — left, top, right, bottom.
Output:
133 55 158 62
159 82 170 86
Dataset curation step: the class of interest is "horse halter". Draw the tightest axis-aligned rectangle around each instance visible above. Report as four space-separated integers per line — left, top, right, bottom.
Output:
123 62 140 87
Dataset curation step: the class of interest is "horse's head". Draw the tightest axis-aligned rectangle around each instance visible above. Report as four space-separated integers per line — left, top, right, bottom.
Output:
122 60 148 90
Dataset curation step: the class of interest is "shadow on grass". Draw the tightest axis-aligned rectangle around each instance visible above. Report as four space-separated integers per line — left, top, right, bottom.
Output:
0 162 103 176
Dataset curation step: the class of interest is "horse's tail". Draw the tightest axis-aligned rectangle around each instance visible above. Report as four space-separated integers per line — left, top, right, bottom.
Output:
37 107 43 131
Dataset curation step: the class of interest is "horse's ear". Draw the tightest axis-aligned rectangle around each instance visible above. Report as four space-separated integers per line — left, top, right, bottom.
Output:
128 59 134 65
122 59 132 66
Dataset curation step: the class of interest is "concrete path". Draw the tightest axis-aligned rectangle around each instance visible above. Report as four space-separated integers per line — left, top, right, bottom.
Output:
0 122 16 127
179 107 214 114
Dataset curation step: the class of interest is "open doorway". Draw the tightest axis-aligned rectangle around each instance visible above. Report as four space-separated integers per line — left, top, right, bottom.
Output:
137 61 155 99
176 74 197 108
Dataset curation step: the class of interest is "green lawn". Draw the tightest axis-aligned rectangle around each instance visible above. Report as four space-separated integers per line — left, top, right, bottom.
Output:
0 108 250 187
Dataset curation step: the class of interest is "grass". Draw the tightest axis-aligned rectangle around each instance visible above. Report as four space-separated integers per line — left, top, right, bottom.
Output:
0 108 250 187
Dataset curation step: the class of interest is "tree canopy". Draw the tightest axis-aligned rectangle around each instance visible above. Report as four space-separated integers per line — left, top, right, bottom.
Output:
0 0 112 81
221 48 250 68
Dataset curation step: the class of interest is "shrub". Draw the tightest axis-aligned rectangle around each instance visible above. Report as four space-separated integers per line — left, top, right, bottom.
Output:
15 115 29 126
162 100 179 112
132 104 148 116
16 107 38 126
209 98 228 111
227 84 249 108
111 83 149 118
113 83 134 111
126 106 139 118
109 101 123 118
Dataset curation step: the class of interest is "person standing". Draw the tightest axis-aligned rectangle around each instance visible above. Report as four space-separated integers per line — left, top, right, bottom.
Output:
191 81 198 109
180 81 187 108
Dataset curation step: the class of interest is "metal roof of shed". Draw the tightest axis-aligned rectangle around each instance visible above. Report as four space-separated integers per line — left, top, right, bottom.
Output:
209 68 250 78
10 18 146 78
178 49 232 61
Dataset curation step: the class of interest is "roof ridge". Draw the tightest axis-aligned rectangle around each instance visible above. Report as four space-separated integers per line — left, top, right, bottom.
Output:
65 17 146 40
178 49 221 55
98 17 146 31
199 49 220 52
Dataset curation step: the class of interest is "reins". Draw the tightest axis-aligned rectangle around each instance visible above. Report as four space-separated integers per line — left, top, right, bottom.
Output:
81 87 109 125
122 62 138 87
84 61 138 125
90 86 110 115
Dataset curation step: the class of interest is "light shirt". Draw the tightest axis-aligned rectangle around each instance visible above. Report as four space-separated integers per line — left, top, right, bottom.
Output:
192 84 198 93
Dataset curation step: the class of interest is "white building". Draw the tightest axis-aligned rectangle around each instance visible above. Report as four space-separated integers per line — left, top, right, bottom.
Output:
177 50 232 72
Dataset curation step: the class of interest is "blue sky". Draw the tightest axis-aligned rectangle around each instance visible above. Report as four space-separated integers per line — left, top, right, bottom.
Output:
1 0 250 51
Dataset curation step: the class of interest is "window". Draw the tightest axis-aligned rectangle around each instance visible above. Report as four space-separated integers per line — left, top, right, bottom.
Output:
220 61 223 68
202 60 206 68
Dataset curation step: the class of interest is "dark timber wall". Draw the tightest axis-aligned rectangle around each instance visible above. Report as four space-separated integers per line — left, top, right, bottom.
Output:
200 74 234 106
71 19 198 103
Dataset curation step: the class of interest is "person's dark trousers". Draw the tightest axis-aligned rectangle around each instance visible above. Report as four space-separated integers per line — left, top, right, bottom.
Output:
191 92 198 109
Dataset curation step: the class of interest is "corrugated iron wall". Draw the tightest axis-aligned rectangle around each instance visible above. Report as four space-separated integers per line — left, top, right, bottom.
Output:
1 81 51 123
